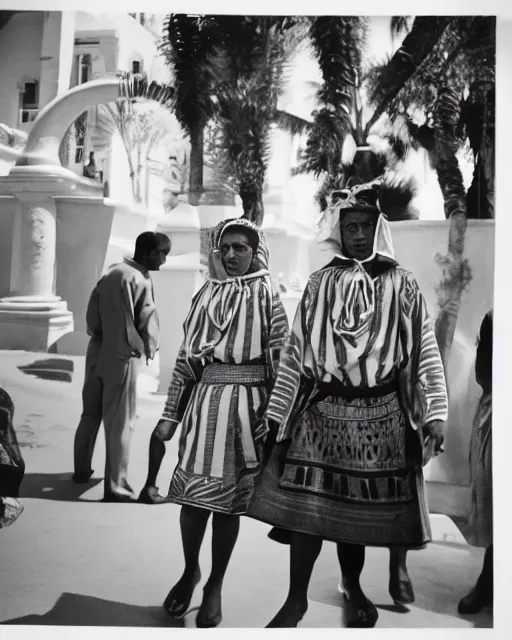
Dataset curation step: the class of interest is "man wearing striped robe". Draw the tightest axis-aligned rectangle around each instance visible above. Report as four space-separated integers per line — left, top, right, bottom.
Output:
248 181 448 628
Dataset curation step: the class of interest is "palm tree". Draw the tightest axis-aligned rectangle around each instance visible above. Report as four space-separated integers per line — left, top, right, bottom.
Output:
295 16 494 368
209 16 306 225
160 15 221 206
365 16 495 367
96 99 183 206
160 14 307 225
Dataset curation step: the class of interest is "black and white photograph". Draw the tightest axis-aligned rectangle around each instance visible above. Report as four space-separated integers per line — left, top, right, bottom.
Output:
0 1 507 634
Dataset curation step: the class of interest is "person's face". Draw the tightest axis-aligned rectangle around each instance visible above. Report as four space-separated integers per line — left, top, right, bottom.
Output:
220 231 254 277
146 246 170 271
340 210 377 261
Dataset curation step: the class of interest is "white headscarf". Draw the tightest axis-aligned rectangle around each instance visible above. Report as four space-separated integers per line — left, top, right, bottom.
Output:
314 181 396 340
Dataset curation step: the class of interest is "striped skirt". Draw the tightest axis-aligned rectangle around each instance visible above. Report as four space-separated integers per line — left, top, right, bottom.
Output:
167 363 269 515
248 390 431 547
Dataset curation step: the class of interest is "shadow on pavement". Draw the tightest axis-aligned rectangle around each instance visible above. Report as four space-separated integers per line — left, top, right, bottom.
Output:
18 358 74 383
310 586 492 628
2 592 185 627
19 473 103 502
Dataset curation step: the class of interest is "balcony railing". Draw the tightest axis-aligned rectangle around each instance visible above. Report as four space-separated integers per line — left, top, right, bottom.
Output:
18 108 39 125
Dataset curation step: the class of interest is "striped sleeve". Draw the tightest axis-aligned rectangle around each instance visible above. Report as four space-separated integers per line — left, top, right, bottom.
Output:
161 342 201 423
266 281 315 440
268 290 289 376
405 272 449 424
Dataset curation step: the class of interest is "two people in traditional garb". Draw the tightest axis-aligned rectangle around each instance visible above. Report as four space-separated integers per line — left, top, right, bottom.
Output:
141 219 288 627
248 181 448 628
73 232 170 502
0 387 25 529
458 310 493 614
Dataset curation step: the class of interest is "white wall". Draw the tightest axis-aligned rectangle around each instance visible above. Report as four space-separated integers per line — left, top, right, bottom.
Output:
309 220 495 493
0 11 44 132
74 12 168 83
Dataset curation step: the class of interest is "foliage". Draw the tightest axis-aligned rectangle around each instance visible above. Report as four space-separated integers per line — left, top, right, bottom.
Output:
294 16 495 219
160 14 308 223
97 100 183 205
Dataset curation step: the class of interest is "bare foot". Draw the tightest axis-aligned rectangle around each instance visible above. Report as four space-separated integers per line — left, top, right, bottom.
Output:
341 582 378 628
389 562 415 605
163 568 201 619
196 583 222 628
266 599 308 628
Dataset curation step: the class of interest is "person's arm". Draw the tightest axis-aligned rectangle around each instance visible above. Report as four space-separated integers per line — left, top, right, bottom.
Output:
267 289 290 377
120 276 146 358
413 292 448 426
85 284 102 339
265 278 318 442
401 273 448 463
134 279 159 363
161 342 201 424
475 311 493 392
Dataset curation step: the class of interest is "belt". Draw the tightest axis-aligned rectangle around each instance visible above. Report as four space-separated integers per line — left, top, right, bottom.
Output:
312 378 398 403
201 363 269 386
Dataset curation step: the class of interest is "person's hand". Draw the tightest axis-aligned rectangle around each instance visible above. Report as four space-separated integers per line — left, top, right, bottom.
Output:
211 249 229 280
155 419 179 442
422 419 445 466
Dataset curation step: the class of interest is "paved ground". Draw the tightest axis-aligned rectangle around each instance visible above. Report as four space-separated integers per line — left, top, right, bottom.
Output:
0 351 492 628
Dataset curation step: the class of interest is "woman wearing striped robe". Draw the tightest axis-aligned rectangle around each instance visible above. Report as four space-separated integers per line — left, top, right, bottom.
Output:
248 181 448 628
154 218 288 627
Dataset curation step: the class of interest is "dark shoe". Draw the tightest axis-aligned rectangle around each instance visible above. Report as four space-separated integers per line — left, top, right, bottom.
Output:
102 493 137 503
138 486 166 504
458 585 493 615
72 470 94 484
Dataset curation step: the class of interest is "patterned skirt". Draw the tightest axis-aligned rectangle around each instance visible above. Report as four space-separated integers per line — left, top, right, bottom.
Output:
167 364 269 515
466 393 492 548
248 390 431 547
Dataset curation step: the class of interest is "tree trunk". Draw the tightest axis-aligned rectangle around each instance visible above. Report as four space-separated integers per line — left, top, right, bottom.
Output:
466 154 494 219
240 188 264 227
433 152 472 371
188 126 204 206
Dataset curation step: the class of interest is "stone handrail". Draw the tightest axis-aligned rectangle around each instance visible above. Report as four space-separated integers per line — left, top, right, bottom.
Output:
16 74 173 169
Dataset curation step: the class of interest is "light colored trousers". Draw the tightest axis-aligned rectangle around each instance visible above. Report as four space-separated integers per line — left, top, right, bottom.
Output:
73 342 138 498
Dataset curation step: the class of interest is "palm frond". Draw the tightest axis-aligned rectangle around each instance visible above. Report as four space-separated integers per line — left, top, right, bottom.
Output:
365 17 451 131
390 16 412 39
275 110 312 136
297 17 368 178
210 16 298 207
160 14 221 133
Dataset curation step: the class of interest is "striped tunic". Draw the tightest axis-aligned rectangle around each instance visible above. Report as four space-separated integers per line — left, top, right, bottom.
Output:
162 269 289 514
266 260 448 441
247 258 449 546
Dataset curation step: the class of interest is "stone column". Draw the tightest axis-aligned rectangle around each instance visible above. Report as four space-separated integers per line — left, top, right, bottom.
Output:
0 170 80 351
39 11 76 108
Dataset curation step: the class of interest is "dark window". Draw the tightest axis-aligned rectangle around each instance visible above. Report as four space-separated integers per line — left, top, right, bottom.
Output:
132 60 140 74
77 54 91 85
22 82 38 108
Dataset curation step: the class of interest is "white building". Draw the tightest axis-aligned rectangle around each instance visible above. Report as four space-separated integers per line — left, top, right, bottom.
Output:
0 10 176 207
